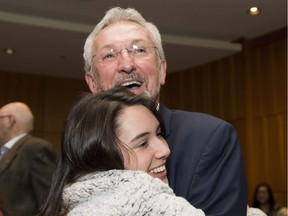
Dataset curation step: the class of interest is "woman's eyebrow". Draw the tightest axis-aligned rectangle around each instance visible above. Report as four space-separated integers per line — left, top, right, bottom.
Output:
129 124 161 143
130 132 149 143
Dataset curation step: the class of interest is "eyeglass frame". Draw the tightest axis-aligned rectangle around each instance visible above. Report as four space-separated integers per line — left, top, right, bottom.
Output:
91 44 159 66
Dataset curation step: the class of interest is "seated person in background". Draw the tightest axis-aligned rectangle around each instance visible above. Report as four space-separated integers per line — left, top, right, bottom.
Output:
38 87 205 216
0 102 56 216
277 208 288 216
252 183 284 216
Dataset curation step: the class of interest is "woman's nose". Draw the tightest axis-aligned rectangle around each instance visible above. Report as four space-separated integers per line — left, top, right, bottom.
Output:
154 139 170 159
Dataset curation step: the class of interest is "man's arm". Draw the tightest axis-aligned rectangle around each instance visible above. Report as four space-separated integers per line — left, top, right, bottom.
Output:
163 108 247 216
188 122 247 216
30 141 56 208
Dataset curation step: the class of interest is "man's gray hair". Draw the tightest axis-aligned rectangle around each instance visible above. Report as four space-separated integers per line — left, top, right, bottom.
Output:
83 7 165 73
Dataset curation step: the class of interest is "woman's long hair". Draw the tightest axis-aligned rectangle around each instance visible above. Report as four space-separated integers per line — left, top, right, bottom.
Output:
38 86 164 216
252 183 276 209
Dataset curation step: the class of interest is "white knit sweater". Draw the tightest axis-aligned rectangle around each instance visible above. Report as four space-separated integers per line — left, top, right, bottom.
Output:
62 170 205 216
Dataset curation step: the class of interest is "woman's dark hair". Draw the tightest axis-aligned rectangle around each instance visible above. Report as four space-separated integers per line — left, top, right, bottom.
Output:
252 183 276 208
38 86 164 216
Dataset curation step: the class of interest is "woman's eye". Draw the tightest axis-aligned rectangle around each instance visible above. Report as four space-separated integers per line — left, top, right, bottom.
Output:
157 131 164 138
138 142 148 148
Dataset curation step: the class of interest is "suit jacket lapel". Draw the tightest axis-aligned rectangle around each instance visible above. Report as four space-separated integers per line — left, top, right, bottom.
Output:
0 134 30 176
159 104 172 138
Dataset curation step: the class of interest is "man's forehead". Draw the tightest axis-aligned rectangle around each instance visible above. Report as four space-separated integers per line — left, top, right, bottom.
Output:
94 22 151 43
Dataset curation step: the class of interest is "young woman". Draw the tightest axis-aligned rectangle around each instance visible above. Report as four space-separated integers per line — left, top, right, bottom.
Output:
38 87 205 216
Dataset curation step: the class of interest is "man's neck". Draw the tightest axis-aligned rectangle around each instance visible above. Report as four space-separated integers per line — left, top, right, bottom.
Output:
4 133 27 149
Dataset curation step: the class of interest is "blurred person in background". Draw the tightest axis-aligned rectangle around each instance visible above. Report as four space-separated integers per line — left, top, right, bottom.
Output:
277 208 288 216
0 102 56 216
252 183 284 216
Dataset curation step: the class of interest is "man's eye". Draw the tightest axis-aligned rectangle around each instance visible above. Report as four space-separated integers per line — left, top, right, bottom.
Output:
103 53 116 60
135 47 147 54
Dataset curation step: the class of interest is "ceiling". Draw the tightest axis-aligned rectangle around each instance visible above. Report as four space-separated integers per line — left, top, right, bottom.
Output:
0 0 286 79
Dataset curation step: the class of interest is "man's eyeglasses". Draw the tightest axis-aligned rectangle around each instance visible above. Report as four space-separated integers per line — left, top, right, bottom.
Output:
92 45 158 65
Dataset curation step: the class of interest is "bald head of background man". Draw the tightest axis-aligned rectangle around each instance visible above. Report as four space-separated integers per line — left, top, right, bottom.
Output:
0 102 34 146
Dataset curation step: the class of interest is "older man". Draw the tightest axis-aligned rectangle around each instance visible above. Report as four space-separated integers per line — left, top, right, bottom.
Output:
0 102 56 216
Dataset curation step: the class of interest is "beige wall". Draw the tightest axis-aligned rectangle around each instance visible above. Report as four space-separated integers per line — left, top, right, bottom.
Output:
0 28 286 207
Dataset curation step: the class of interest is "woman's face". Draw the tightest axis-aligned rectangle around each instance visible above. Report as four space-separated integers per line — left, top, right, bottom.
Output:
117 105 170 183
256 186 269 204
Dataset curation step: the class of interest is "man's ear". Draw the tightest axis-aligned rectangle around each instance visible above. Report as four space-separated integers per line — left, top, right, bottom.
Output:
7 115 15 129
159 59 167 85
85 73 97 94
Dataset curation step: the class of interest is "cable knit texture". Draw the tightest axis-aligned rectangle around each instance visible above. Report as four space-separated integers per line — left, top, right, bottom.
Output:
62 170 205 216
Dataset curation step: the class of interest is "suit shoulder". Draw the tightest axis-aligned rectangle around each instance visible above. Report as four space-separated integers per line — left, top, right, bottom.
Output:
160 105 237 138
21 136 55 152
24 136 51 145
170 109 232 128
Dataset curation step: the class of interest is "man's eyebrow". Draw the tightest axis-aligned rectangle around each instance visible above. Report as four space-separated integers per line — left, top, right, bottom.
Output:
99 39 147 50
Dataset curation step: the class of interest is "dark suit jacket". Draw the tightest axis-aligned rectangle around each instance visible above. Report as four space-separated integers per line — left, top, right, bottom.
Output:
0 134 56 216
160 104 247 216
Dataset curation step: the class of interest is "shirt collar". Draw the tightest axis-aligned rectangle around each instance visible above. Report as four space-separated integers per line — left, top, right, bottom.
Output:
156 103 160 111
4 133 27 149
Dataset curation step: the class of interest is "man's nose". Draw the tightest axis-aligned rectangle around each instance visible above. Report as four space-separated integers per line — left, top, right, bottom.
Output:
117 50 136 74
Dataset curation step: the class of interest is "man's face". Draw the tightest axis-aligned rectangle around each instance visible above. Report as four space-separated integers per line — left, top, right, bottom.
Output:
0 108 11 146
85 21 167 103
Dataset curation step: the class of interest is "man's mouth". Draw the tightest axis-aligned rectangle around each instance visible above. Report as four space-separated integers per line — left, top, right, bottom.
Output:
121 80 142 89
149 165 166 174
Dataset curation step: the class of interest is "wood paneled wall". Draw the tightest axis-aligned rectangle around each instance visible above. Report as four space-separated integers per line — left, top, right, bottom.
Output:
161 28 287 206
0 72 90 152
0 28 286 207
